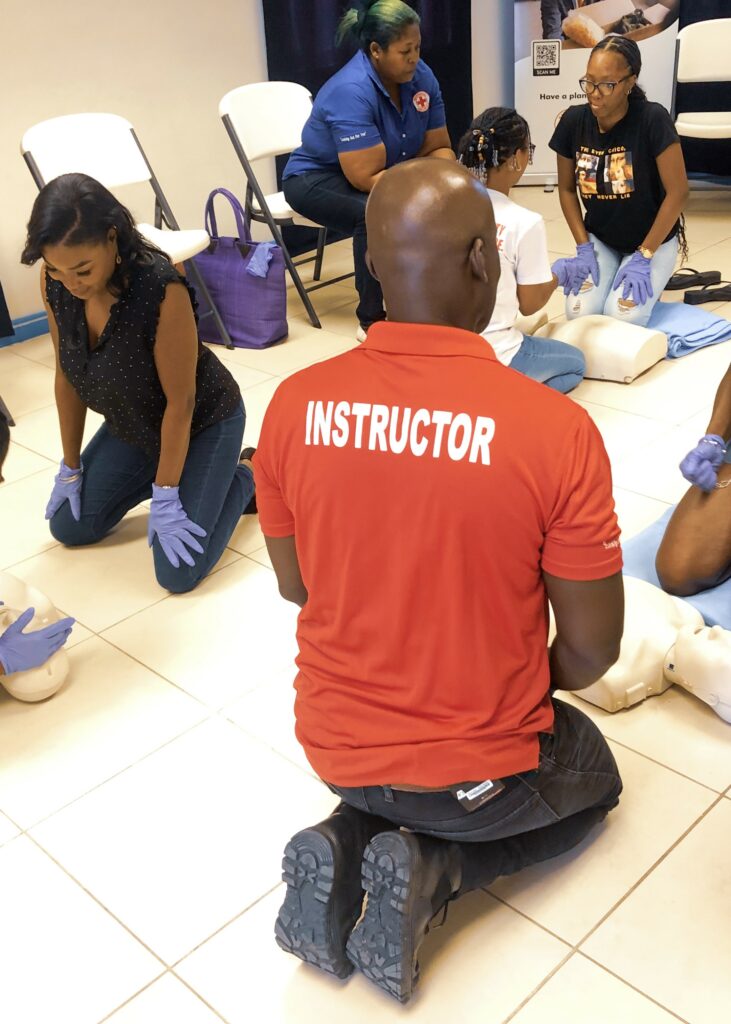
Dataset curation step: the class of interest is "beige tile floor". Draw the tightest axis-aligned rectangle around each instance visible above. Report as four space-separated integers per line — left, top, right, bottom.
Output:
0 187 730 1023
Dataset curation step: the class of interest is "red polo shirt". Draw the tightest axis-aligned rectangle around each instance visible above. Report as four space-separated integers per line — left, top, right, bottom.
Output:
255 322 622 787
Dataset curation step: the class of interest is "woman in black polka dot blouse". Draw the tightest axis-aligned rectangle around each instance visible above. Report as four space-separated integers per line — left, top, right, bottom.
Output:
21 173 255 593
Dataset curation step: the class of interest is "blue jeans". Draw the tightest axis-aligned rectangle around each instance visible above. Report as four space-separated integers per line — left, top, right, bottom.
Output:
509 333 586 394
328 698 622 893
49 403 254 593
566 233 678 326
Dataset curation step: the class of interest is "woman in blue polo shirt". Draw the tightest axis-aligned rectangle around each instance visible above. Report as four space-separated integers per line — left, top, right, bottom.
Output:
283 0 454 339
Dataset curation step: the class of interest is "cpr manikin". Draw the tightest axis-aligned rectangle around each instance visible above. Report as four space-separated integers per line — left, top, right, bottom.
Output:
551 576 731 724
0 571 71 702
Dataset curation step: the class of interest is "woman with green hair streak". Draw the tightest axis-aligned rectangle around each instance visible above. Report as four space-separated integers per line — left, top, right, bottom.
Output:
283 0 454 340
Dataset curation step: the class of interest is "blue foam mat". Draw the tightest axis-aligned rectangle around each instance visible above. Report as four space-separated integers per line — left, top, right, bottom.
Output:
623 506 731 629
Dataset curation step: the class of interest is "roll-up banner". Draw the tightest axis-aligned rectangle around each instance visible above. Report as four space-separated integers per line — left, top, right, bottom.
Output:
514 0 680 185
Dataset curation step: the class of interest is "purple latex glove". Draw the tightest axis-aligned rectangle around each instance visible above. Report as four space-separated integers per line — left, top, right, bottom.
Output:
552 257 584 296
679 434 727 492
0 606 75 675
575 241 600 287
613 251 653 307
45 459 83 521
148 485 207 569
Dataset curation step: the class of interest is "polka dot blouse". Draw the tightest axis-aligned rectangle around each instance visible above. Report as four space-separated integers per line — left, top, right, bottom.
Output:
45 253 241 457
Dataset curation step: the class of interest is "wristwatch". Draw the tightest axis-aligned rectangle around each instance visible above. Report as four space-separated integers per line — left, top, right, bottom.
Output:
637 245 654 260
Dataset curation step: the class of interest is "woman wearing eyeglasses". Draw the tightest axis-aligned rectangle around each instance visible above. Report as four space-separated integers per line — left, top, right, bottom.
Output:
458 107 585 393
549 36 688 326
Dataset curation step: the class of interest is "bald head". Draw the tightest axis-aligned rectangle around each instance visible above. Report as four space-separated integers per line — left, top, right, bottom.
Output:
365 159 500 333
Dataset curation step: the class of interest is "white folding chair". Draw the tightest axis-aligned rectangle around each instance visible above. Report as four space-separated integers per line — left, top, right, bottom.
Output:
21 113 234 347
219 82 355 329
672 20 731 157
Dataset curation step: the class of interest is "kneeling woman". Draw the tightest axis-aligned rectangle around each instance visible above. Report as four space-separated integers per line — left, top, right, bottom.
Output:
549 35 688 325
22 173 255 594
458 107 585 394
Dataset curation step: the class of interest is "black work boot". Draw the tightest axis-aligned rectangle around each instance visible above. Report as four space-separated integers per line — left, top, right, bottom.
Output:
274 803 395 979
346 830 462 1003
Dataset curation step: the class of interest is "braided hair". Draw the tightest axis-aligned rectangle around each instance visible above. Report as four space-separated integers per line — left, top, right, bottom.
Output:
457 107 531 184
336 0 420 51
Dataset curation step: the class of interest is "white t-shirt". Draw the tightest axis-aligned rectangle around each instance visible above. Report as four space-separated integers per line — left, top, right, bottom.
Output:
481 189 553 365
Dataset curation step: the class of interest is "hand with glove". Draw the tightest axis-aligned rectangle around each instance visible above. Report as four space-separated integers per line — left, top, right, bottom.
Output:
613 251 653 307
45 460 83 521
552 241 600 296
679 434 727 492
148 485 207 569
0 605 75 675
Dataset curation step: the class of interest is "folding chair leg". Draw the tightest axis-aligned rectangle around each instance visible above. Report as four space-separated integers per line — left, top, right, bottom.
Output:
313 228 327 282
185 260 235 350
265 218 322 328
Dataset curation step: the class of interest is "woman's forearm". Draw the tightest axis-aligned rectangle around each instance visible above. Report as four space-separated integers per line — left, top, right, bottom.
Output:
558 188 589 246
55 372 87 468
155 402 194 487
707 367 731 441
641 190 688 255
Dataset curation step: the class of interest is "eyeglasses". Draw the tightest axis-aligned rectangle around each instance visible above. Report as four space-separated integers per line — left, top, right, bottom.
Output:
579 74 632 97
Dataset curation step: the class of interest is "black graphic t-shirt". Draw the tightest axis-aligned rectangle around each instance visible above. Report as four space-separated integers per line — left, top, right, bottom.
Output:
549 100 680 254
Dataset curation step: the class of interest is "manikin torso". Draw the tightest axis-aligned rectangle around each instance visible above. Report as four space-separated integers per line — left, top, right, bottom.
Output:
0 571 69 702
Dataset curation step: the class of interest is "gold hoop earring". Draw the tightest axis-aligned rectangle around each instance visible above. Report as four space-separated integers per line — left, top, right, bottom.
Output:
115 253 122 265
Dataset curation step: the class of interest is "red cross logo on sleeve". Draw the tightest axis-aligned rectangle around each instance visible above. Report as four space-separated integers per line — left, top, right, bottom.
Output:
413 91 430 112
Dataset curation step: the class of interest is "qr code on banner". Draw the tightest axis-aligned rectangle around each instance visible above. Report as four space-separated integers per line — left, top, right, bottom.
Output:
532 39 560 76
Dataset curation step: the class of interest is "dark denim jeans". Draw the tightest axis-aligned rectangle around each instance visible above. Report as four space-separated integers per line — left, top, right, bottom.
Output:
49 403 253 593
329 698 622 893
283 169 386 329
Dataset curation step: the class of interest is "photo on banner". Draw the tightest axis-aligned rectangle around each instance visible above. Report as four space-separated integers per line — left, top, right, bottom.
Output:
514 0 680 184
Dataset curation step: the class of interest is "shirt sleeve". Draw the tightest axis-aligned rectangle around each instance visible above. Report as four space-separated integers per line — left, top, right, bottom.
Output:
424 67 447 132
541 411 623 580
326 83 384 154
549 105 577 160
253 385 296 538
646 102 680 159
515 217 553 285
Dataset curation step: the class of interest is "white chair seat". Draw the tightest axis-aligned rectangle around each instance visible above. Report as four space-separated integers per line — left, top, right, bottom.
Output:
675 111 731 140
251 190 322 229
137 224 210 263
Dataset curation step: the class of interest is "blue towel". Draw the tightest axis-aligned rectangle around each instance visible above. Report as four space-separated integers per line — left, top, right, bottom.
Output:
623 506 731 629
246 241 277 279
647 300 731 358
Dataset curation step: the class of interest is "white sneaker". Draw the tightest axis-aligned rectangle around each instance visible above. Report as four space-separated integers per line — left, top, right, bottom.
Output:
356 325 368 343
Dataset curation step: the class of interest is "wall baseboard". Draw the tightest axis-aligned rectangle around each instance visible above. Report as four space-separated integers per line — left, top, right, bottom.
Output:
0 311 49 348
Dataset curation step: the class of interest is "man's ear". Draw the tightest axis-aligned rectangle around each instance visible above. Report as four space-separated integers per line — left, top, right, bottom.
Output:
469 237 489 283
365 249 380 282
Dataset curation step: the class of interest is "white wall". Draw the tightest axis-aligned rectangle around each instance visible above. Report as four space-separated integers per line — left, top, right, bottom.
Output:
471 0 515 115
0 0 272 318
1 0 516 321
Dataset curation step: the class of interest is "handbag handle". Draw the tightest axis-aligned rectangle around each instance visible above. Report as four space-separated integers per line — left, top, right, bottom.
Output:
203 188 252 245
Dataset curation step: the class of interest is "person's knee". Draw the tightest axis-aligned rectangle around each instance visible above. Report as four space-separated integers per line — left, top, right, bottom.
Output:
656 554 723 598
603 294 652 327
154 559 204 595
48 510 100 547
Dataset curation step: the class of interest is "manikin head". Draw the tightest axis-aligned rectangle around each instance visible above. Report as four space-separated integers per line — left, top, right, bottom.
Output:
365 159 500 334
668 624 731 723
337 0 421 88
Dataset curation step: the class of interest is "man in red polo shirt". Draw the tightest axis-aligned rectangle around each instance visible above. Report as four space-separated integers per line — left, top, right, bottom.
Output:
254 159 624 1003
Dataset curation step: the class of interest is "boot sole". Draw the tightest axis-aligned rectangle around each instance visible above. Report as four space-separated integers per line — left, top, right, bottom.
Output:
275 829 356 979
346 832 421 1003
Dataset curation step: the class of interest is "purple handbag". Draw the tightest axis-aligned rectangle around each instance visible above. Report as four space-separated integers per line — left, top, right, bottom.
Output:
192 188 288 348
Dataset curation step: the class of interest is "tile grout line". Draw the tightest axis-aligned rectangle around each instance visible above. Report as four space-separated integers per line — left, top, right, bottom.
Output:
94 971 167 1024
577 952 691 1023
96 969 231 1024
585 730 728 796
500 949 576 1024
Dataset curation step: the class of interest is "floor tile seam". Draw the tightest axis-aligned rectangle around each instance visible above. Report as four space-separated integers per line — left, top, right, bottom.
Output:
10 349 56 370
169 881 282 969
23 829 172 968
167 971 232 1023
94 969 168 1024
577 951 690 1023
480 887 574 949
574 792 725 950
242 551 274 572
593 733 727 795
216 707 322 784
6 437 55 467
21 716 213 833
499 948 576 1024
2 537 62 573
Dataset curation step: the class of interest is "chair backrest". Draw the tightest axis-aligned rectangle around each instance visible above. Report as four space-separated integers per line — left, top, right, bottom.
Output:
219 82 313 161
676 19 731 84
21 113 151 188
